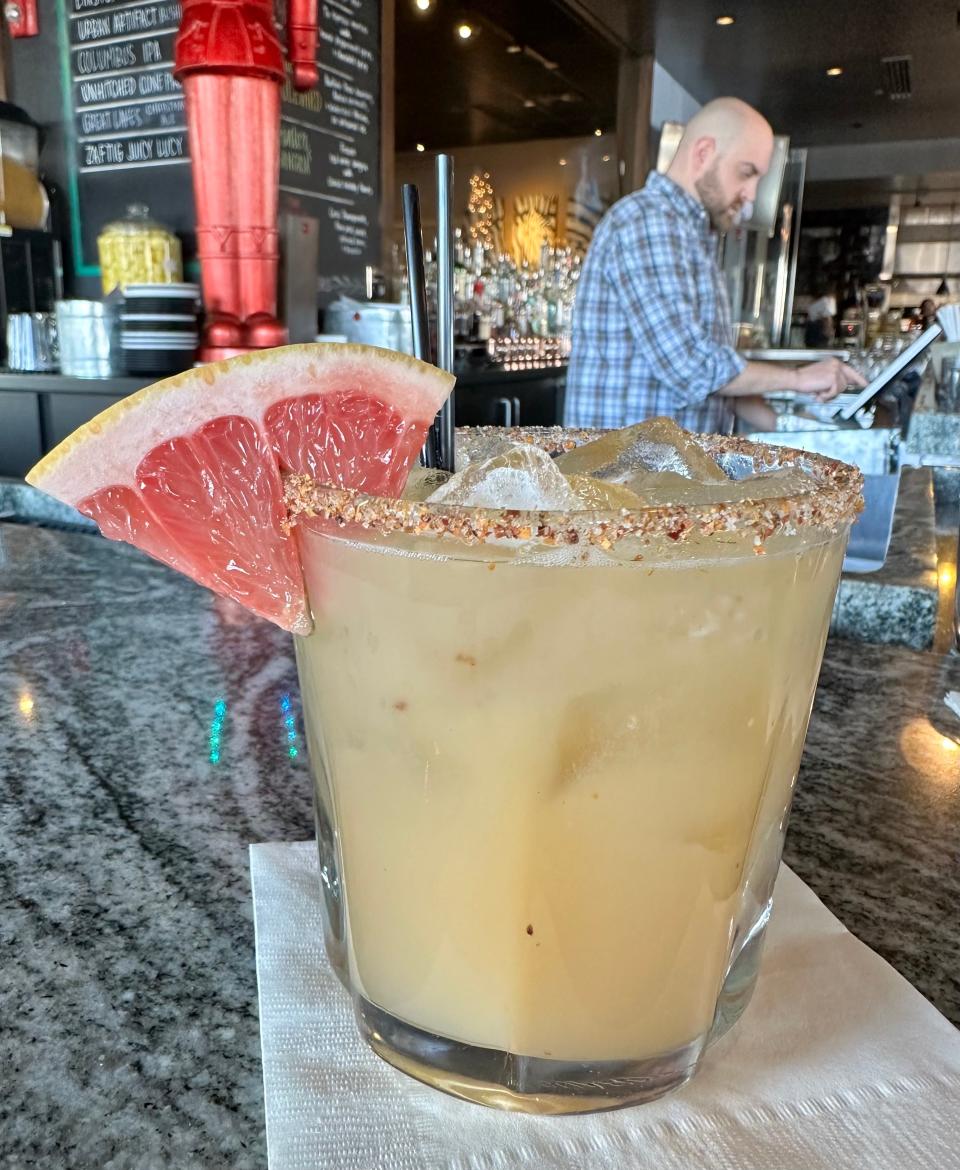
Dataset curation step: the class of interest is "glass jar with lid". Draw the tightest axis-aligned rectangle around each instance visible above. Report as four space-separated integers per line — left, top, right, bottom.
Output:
97 203 183 294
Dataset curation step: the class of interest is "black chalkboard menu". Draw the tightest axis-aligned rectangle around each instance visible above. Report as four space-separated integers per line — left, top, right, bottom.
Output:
65 0 193 274
279 0 381 306
55 0 380 296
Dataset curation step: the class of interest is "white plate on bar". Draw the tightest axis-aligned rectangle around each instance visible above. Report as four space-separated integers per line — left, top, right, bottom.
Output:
121 313 197 322
123 283 199 299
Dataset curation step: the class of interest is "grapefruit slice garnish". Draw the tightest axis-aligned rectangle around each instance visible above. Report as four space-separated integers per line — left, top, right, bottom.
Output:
26 344 455 633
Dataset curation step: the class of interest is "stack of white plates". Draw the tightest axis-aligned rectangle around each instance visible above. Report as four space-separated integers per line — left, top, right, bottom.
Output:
120 283 200 374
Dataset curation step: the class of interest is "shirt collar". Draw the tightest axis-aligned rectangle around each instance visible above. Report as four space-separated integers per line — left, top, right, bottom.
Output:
645 171 711 234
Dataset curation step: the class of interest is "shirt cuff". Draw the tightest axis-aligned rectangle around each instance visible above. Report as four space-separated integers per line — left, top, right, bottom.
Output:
716 346 748 390
679 346 747 405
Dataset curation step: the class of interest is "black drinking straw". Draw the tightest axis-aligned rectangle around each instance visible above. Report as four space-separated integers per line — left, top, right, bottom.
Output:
433 154 456 473
401 184 431 364
401 182 437 468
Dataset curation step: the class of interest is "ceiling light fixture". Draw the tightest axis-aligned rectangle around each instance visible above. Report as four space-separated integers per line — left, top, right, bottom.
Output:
558 158 567 166
413 0 432 11
456 22 473 40
415 143 426 152
826 66 843 76
715 15 735 26
594 128 602 136
601 154 611 162
523 99 536 108
506 44 522 54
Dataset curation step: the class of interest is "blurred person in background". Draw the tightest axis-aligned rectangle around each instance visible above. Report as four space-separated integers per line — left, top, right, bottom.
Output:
565 98 865 433
920 298 939 331
804 286 838 348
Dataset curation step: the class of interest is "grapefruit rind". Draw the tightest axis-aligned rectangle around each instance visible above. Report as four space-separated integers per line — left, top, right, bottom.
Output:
26 343 455 504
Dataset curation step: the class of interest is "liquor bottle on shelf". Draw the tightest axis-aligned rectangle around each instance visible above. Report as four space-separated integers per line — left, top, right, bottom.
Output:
410 233 583 365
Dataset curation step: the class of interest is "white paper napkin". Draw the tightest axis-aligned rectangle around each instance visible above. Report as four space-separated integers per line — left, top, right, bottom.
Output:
251 842 960 1170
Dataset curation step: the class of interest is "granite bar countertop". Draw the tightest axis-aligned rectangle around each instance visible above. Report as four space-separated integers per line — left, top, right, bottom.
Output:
831 467 940 651
908 406 960 462
0 465 945 653
2 523 959 1167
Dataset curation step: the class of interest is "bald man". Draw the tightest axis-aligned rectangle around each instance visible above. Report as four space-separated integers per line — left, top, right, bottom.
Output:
565 97 866 432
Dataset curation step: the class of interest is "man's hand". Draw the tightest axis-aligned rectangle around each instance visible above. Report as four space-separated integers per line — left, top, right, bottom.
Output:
792 359 868 402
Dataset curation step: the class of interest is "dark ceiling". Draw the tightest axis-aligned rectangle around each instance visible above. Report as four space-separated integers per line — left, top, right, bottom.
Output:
395 0 960 152
805 172 960 212
653 0 960 147
394 0 620 150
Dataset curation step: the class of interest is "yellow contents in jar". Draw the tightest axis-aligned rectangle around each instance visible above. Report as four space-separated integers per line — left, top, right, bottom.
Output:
97 203 183 294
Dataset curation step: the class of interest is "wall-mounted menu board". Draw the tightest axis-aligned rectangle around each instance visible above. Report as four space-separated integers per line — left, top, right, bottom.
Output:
64 0 194 272
55 0 380 293
279 0 381 306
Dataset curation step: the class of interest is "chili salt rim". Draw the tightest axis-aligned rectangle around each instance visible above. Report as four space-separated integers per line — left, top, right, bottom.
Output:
284 428 864 552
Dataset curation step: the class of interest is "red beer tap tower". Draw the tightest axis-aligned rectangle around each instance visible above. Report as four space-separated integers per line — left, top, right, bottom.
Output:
174 0 319 361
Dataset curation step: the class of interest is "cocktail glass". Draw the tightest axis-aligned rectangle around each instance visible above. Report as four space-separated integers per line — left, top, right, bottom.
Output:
288 429 861 1113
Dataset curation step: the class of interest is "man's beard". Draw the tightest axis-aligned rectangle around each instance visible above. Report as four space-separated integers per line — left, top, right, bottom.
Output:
695 163 742 232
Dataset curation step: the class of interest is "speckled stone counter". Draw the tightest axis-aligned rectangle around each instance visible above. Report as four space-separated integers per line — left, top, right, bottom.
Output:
0 479 97 530
1 467 945 653
831 467 940 651
2 522 959 1168
908 408 960 463
906 360 959 454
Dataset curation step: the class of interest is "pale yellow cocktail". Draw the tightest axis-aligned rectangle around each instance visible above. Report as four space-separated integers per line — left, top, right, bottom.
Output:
288 428 860 1112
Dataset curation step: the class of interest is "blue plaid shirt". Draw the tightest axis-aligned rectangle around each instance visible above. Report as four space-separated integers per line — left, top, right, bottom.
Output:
564 172 745 433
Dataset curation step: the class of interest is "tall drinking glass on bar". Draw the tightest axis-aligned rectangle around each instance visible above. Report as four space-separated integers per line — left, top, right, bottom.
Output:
288 428 862 1113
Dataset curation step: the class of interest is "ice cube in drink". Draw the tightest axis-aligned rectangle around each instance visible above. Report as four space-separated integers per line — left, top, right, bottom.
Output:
554 416 730 483
426 443 579 510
